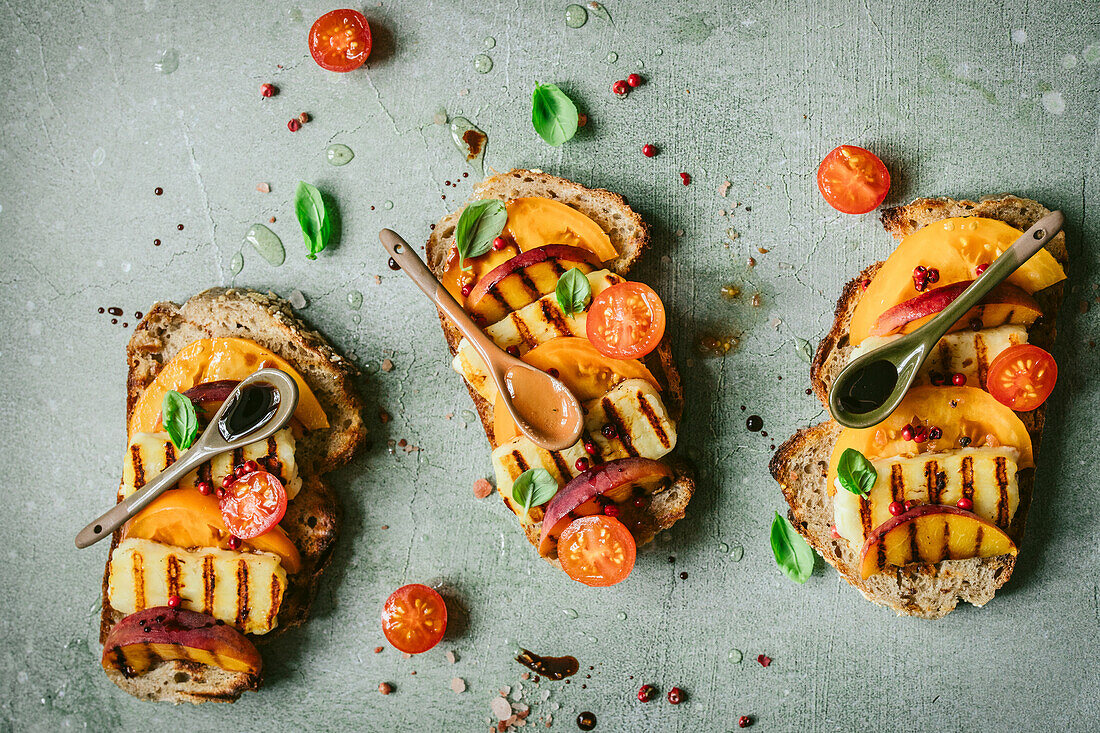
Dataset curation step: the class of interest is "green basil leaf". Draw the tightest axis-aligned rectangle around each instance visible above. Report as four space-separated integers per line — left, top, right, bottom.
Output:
531 83 579 147
162 390 198 451
770 511 815 584
837 448 877 495
455 199 507 269
294 181 331 260
511 468 559 517
555 268 592 316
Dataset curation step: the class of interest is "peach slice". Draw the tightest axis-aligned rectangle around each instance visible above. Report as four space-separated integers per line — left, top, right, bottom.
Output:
870 280 1041 337
466 245 602 324
538 458 673 558
102 606 262 677
859 504 1017 579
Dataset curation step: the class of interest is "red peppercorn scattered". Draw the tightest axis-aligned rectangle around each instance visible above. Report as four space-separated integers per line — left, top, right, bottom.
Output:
378 682 393 695
642 143 657 157
667 687 684 704
492 236 507 250
216 488 226 500
196 480 213 496
889 501 904 516
905 499 919 511
637 684 657 702
952 373 966 386
927 268 940 283
298 112 310 124
739 716 753 728
461 284 472 297
227 535 242 550
243 460 259 474
287 118 301 132
975 263 989 276
506 345 520 357
167 595 181 609
601 424 617 438
222 474 235 489
956 497 974 511
913 428 928 444
584 441 597 456
626 73 643 87
575 457 590 472
234 464 248 478
901 424 914 441
679 172 691 186
605 504 621 517
928 426 943 440
260 83 275 97
757 654 771 667
612 79 630 96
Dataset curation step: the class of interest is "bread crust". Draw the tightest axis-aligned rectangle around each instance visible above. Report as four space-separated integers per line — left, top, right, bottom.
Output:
99 288 365 703
425 170 694 560
773 195 1067 617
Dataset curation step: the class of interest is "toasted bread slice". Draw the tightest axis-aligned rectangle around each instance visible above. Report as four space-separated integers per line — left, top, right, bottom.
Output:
100 288 365 702
425 170 694 558
772 196 1066 618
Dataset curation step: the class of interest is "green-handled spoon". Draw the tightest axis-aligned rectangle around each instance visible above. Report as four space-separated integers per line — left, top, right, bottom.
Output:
828 210 1064 429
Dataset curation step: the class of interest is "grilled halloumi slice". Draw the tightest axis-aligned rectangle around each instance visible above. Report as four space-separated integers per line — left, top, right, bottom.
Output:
119 429 301 501
453 270 624 400
108 538 286 635
492 379 676 521
851 325 1028 390
833 447 1021 550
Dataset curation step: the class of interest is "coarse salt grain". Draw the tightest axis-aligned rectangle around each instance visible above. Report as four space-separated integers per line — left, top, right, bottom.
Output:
256 182 270 193
491 696 513 720
473 478 493 499
451 677 467 693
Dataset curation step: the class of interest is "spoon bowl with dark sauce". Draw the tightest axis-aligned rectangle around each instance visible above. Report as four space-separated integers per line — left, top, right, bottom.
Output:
829 210 1064 429
75 368 299 549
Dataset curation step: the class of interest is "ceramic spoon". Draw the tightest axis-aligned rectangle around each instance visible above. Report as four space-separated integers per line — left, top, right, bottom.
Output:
75 368 300 549
379 229 584 451
829 210 1064 429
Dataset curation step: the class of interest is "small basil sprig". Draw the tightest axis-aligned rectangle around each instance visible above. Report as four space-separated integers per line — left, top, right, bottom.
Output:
771 511 814 584
837 448 877 495
294 181 331 260
511 468 558 518
555 268 592 316
455 199 507 270
162 390 198 451
531 83 579 146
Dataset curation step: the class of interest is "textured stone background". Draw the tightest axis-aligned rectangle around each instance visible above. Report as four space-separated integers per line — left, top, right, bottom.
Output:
1 1 1098 731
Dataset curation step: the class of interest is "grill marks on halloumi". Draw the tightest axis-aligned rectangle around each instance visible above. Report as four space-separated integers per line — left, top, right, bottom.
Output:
120 429 301 502
453 270 624 399
108 539 286 635
851 325 1028 390
492 379 676 516
833 447 1021 549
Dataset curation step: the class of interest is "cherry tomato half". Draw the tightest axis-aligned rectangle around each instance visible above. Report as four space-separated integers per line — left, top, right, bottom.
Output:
381 584 448 654
557 515 637 587
986 344 1057 411
817 145 891 214
309 9 372 73
586 282 666 359
219 470 287 540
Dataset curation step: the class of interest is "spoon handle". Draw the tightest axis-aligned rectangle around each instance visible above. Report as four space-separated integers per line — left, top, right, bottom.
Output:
75 441 218 548
919 211 1064 345
378 229 515 373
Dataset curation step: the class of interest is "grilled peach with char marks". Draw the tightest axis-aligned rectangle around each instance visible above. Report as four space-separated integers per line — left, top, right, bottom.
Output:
102 606 262 677
859 504 1017 579
538 458 673 558
467 245 602 324
870 280 1041 338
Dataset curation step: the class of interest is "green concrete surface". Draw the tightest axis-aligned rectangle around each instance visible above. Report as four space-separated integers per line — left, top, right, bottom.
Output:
1 1 1098 730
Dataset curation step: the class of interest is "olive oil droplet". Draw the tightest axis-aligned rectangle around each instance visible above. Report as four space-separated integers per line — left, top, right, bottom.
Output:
244 224 285 266
564 3 588 27
325 143 355 166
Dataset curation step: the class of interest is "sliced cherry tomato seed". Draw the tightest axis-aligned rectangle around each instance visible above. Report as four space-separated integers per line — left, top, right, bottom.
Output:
381 584 447 654
557 515 637 587
309 9 372 73
586 282 666 359
817 145 891 215
218 470 287 540
986 344 1057 411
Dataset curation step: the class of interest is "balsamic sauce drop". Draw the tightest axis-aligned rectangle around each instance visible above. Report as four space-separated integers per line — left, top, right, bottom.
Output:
515 649 579 680
218 382 279 442
576 711 597 730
